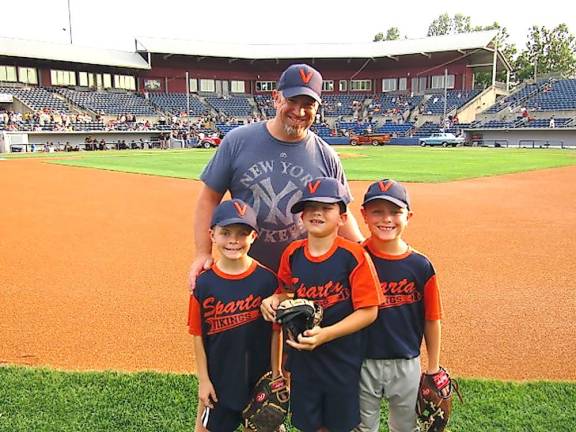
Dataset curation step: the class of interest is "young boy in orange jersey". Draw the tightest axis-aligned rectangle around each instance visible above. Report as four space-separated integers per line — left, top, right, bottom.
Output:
261 177 382 432
188 199 282 432
356 179 443 432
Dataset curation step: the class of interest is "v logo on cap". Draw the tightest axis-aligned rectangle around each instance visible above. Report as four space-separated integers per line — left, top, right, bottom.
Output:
299 68 313 84
233 201 248 216
378 180 395 192
307 180 321 194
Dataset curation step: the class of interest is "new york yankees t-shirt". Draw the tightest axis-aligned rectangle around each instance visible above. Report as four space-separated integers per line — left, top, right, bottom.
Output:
200 121 350 271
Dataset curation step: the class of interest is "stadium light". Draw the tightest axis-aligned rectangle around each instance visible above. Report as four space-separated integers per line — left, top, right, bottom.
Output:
67 0 73 44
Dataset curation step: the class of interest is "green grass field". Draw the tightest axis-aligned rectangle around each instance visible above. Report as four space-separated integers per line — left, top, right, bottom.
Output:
1 366 574 432
6 146 575 182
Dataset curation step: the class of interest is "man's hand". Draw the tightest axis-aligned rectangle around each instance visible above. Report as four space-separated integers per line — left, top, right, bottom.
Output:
285 326 327 351
188 253 214 293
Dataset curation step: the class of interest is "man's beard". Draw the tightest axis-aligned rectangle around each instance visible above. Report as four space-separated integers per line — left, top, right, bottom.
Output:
283 123 307 137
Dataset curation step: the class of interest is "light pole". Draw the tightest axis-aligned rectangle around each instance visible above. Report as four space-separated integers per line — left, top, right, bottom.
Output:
67 0 73 44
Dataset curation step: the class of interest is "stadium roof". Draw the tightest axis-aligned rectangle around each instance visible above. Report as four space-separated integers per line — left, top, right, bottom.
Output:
136 30 505 63
0 37 150 70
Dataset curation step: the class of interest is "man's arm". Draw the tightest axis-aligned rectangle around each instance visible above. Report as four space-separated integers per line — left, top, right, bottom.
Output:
424 319 442 374
189 184 224 291
339 211 365 243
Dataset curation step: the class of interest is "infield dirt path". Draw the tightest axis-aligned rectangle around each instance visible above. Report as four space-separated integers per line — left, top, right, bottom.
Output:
1 158 575 381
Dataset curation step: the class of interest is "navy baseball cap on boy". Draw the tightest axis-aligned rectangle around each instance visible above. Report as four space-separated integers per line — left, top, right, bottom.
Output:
211 199 259 233
362 179 411 210
291 177 350 214
277 64 323 104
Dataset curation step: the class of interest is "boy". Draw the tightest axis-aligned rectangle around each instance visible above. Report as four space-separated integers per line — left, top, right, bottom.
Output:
356 179 443 432
188 199 282 432
261 177 383 432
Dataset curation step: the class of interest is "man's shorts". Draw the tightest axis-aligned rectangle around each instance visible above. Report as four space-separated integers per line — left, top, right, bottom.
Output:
291 378 360 432
200 403 242 432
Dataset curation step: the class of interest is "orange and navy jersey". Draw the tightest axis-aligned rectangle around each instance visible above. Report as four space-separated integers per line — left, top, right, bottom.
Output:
188 260 279 410
363 239 443 360
277 236 382 387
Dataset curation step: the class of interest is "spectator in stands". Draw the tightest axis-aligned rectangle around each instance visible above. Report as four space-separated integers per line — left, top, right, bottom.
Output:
189 63 364 289
549 116 555 128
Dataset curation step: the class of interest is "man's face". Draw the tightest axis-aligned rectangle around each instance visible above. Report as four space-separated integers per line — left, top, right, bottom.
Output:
273 91 319 139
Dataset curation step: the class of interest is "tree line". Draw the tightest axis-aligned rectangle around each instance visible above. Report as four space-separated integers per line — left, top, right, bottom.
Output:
373 13 576 85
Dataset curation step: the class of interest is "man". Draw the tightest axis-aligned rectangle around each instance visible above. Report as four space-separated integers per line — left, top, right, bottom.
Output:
189 63 364 289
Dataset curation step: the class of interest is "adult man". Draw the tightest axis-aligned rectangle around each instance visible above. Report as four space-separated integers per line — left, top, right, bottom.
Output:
189 64 364 289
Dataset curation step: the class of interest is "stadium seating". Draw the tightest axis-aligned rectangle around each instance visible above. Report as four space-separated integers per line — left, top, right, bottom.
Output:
375 122 415 136
524 79 576 111
55 88 159 115
421 90 480 114
0 86 74 114
148 93 207 116
205 96 253 117
215 123 242 134
373 94 423 115
322 94 369 116
254 94 276 118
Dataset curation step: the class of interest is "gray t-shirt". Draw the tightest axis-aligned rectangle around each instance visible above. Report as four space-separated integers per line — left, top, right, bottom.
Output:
201 121 350 271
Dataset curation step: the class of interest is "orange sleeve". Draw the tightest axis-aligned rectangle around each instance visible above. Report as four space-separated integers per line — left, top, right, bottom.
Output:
277 240 304 293
423 274 443 320
187 295 202 335
349 248 383 310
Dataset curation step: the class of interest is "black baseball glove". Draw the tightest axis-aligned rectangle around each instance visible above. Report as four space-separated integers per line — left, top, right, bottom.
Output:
275 298 323 342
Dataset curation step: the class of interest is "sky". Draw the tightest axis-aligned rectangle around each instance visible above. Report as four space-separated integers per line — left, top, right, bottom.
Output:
2 0 575 55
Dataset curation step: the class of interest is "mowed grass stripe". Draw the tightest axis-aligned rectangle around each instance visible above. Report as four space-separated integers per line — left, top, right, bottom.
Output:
7 146 576 182
0 366 574 431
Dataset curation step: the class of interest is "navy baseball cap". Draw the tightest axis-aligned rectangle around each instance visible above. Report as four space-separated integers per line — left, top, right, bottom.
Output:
291 177 350 214
362 179 411 210
211 199 259 232
277 64 322 104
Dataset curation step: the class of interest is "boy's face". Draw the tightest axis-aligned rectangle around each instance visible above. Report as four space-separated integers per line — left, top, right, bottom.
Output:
301 201 346 238
361 199 412 243
210 224 257 261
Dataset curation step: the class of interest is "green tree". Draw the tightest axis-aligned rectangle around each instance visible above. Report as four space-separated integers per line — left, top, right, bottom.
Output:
427 13 452 36
514 24 576 81
373 27 401 42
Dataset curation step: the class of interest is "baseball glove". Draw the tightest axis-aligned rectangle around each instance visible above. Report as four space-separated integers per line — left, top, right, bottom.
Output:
242 372 290 432
275 298 323 342
416 366 463 432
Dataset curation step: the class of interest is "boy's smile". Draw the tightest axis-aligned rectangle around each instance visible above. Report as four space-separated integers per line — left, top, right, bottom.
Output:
361 199 412 244
211 224 257 261
301 202 345 238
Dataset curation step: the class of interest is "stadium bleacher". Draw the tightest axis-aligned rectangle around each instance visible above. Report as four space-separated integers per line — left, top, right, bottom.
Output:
205 96 253 117
322 94 369 116
421 89 480 115
55 88 158 115
148 92 207 116
0 86 74 114
525 79 576 111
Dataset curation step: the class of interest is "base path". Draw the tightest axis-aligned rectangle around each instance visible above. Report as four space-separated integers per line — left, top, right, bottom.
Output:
1 159 575 381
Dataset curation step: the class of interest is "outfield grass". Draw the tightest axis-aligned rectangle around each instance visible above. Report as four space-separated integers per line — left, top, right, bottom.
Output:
0 366 574 431
8 147 575 182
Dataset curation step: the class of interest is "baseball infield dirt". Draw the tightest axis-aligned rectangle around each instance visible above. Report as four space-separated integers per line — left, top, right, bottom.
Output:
1 158 575 381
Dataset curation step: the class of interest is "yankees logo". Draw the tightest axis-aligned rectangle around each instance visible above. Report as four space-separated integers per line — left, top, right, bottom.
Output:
250 178 301 225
